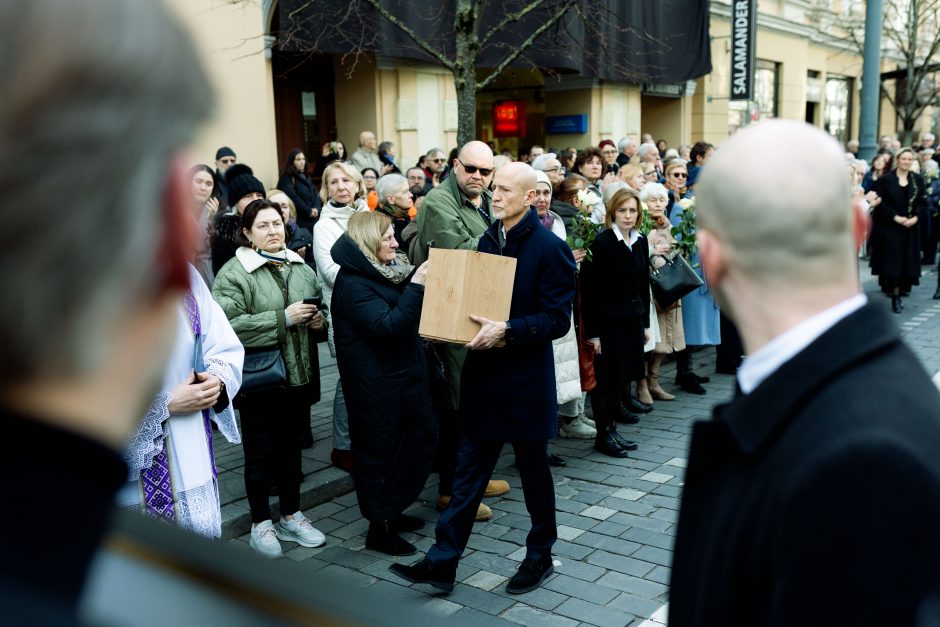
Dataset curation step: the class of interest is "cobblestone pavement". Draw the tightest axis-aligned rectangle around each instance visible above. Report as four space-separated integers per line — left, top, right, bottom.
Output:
230 262 939 626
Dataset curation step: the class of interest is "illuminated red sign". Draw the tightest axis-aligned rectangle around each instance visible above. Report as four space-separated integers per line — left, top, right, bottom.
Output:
493 100 526 137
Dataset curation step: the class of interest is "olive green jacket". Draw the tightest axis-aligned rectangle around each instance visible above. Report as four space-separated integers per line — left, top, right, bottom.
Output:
212 247 326 388
415 174 492 410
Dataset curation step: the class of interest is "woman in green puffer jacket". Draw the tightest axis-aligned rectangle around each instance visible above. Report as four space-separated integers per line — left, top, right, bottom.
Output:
212 199 328 558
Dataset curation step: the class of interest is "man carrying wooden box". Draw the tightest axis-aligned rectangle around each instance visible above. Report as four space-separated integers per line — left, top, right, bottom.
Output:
391 162 577 595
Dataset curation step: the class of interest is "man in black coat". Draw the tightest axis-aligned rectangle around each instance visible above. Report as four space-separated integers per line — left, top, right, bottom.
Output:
669 120 940 626
390 162 577 595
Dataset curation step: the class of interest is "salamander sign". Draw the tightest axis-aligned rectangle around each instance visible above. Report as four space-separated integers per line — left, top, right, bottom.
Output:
730 0 756 101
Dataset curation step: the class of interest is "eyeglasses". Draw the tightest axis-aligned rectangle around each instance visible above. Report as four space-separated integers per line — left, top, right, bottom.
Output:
431 158 445 163
541 166 564 174
458 159 493 177
671 172 688 179
601 150 617 156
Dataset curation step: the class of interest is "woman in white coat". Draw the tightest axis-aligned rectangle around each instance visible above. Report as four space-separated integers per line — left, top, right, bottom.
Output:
313 161 368 473
534 171 596 443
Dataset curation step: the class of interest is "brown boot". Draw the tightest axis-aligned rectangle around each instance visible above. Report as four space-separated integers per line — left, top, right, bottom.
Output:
648 354 675 401
636 377 654 405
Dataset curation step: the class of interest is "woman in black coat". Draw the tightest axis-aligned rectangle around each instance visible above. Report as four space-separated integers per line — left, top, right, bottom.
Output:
329 212 433 556
580 187 651 458
277 148 320 232
871 147 925 312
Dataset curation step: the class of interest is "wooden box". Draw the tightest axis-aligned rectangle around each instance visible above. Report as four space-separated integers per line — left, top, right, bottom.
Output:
419 248 517 344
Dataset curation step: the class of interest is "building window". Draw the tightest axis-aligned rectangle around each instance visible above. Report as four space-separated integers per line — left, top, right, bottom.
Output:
824 75 853 145
728 60 780 133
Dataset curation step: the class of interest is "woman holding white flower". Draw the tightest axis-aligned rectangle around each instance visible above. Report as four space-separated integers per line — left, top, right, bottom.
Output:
573 147 608 223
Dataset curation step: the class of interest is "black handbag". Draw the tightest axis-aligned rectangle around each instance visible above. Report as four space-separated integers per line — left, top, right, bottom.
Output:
649 255 703 309
237 346 288 398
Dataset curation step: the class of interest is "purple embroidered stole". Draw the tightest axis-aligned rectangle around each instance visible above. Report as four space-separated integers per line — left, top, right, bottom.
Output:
140 291 218 521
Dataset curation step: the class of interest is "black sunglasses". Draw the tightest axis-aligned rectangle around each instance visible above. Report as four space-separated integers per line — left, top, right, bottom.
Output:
458 158 493 177
671 172 688 178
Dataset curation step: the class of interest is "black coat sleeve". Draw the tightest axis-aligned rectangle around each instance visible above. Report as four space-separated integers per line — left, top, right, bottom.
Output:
335 273 425 340
637 236 651 329
506 238 576 346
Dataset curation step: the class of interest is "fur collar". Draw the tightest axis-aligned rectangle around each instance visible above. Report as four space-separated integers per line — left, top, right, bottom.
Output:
235 246 305 273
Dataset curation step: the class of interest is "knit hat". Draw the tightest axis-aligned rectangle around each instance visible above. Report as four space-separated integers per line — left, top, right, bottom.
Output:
215 146 236 160
225 163 264 208
598 139 616 150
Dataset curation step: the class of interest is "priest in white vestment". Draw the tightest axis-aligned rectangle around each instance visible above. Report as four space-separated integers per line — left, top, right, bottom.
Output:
119 265 244 538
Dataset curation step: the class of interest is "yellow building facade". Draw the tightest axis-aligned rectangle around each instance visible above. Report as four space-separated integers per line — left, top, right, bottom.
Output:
166 0 902 185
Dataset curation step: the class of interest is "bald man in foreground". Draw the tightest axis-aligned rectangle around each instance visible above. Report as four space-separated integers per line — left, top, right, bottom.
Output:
391 163 576 595
669 121 940 626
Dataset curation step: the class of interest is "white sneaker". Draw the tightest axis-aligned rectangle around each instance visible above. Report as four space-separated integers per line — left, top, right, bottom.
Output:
559 415 597 439
249 520 283 558
276 512 326 548
580 414 596 429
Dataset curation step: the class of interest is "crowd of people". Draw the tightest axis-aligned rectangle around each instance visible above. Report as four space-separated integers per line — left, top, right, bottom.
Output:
156 122 940 560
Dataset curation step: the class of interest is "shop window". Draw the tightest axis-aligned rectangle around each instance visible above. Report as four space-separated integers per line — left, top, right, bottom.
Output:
824 76 853 145
728 60 780 133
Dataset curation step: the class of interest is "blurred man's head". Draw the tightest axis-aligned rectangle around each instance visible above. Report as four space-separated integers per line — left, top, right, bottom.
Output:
406 166 426 190
695 120 862 324
0 0 212 446
359 131 377 151
215 146 236 173
425 149 446 174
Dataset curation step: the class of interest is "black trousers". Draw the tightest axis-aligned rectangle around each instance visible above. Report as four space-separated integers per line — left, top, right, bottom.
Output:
427 436 556 564
240 388 309 523
436 407 461 496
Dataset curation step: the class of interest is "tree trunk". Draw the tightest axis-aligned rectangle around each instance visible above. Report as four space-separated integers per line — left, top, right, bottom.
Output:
455 75 478 147
452 0 480 148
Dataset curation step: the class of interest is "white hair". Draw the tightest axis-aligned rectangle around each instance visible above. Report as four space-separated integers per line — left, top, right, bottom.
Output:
696 120 854 287
617 137 635 153
639 182 668 203
530 153 558 171
638 143 658 160
376 173 407 204
664 148 679 160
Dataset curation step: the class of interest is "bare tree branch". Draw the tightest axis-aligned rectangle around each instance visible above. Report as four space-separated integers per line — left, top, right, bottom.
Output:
479 0 548 47
359 0 456 70
476 0 579 90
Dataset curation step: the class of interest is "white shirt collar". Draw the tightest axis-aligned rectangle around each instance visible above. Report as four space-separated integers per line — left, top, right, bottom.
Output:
613 227 640 249
737 294 867 395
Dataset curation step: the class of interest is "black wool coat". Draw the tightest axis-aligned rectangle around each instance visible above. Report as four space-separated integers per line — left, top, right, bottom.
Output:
329 234 434 522
461 207 576 442
669 302 940 627
580 228 651 338
870 171 925 282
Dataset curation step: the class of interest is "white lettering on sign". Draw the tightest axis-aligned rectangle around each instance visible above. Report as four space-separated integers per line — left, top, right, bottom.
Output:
730 0 752 99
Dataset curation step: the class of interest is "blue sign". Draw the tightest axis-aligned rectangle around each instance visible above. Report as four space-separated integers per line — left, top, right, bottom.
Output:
545 114 587 135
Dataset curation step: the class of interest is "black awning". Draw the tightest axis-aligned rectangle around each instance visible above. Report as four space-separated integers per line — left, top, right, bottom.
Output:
278 0 711 84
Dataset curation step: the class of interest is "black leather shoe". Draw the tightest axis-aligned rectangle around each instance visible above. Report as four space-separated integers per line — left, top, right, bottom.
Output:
892 295 902 314
934 285 940 299
389 558 456 592
617 404 640 424
676 373 707 395
548 454 567 467
392 514 425 533
691 372 711 383
506 557 554 594
366 522 417 556
594 433 630 458
610 430 638 451
626 396 653 414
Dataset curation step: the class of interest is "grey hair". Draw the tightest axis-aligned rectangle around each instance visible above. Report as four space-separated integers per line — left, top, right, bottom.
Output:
425 147 444 158
603 182 629 206
0 0 212 382
617 137 635 152
638 143 659 160
639 182 668 203
664 148 679 160
376 173 407 204
530 153 558 171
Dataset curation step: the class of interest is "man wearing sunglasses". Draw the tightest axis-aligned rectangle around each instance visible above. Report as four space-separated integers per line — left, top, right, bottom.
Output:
417 140 511 522
422 148 447 194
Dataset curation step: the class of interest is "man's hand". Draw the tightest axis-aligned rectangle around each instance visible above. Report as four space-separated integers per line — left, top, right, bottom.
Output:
381 164 395 175
572 248 587 264
466 315 507 350
306 309 325 330
588 338 601 355
168 371 221 414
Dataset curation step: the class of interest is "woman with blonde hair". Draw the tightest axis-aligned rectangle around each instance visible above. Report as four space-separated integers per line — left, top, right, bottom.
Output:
619 164 646 192
313 160 368 471
330 211 432 555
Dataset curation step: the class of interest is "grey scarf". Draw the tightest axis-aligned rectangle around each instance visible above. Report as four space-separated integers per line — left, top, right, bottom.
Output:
369 251 414 284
